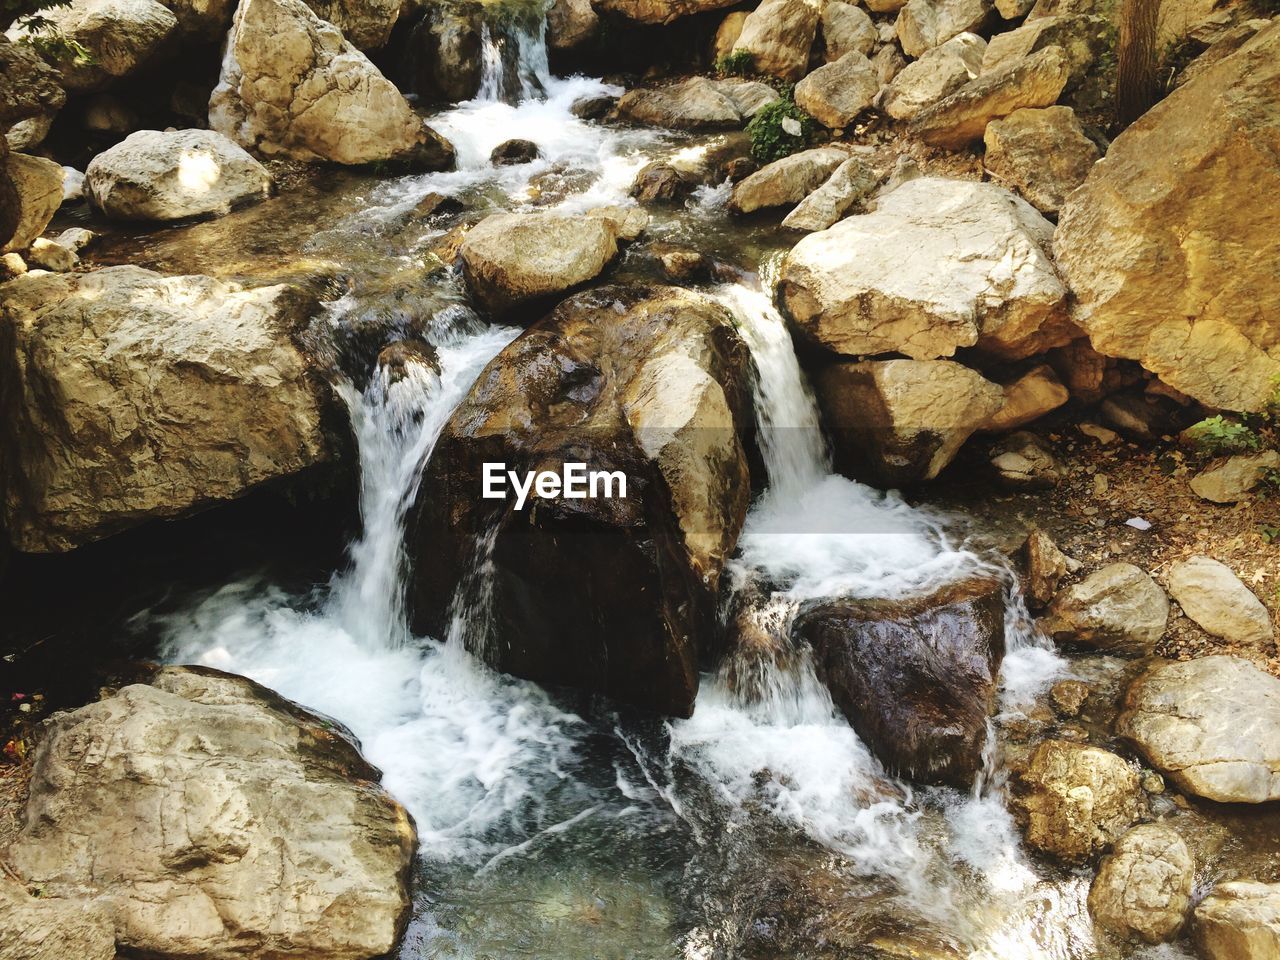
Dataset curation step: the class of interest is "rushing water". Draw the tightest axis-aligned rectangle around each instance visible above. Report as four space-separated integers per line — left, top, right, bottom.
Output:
135 8 1166 958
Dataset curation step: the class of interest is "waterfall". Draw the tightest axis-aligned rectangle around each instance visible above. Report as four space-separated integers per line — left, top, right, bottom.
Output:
475 15 551 105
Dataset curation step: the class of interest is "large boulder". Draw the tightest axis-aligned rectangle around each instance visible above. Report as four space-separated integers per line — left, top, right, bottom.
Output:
793 52 878 128
6 666 416 959
0 877 116 960
404 4 482 103
879 31 985 121
729 145 848 213
1054 23 1280 413
593 0 739 24
731 0 820 82
895 0 991 58
821 0 876 59
5 0 177 92
547 0 598 51
1042 563 1169 653
0 38 66 151
302 0 399 49
1194 882 1280 960
408 286 753 718
1117 655 1280 804
1011 739 1144 863
459 211 622 319
0 266 332 552
981 14 1111 92
911 46 1071 148
85 128 270 222
982 106 1099 215
1088 823 1195 944
209 0 452 169
778 176 1072 361
814 358 1003 484
2 153 62 253
1166 556 1274 647
794 576 1006 786
615 76 779 129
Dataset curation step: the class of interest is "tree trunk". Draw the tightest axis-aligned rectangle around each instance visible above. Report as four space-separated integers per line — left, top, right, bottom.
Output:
1115 0 1162 128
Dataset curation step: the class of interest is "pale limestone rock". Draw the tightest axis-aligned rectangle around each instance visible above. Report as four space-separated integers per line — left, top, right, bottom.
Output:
983 106 1099 214
1194 882 1280 960
1021 527 1071 606
912 46 1071 148
880 31 985 121
781 156 878 231
779 177 1071 361
0 266 331 552
1118 656 1280 803
0 38 65 148
6 667 416 959
871 43 907 84
209 0 451 168
86 128 270 221
548 0 599 51
0 877 116 960
813 358 1003 484
594 0 740 25
1167 556 1274 647
990 430 1066 489
1190 452 1280 504
60 165 84 202
895 0 991 58
459 211 620 318
1013 739 1143 863
793 52 878 128
301 0 400 49
616 77 779 129
1054 23 1280 412
982 14 1111 88
2 153 62 252
1044 563 1169 653
866 0 908 13
983 364 1069 431
731 0 821 82
821 0 876 59
729 145 848 213
1088 824 1194 943
24 236 76 271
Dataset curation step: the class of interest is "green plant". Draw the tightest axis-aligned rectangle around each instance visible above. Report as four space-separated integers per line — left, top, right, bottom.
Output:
746 99 817 164
1261 524 1280 545
1184 415 1261 456
715 50 754 78
4 0 94 64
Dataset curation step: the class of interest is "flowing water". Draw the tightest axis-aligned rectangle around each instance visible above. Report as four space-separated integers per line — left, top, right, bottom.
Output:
137 8 1171 958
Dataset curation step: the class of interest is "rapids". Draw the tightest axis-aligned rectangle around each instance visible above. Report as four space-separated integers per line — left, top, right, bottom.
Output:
139 8 1189 959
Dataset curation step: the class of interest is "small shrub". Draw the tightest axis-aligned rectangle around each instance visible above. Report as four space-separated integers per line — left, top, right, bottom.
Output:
746 99 817 164
715 50 754 78
1184 415 1261 456
4 0 94 64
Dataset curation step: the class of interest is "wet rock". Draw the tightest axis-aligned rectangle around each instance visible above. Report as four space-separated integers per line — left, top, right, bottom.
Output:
2 153 62 252
1118 655 1280 804
1050 678 1090 716
644 243 711 283
616 76 778 129
303 0 399 49
0 876 116 960
821 0 876 59
1043 563 1169 653
983 106 1099 215
1193 881 1280 960
459 210 621 319
1054 22 1280 412
793 52 879 128
409 285 753 717
85 128 270 222
779 177 1071 361
1021 527 1072 607
5 0 177 92
547 0 598 51
781 155 878 232
879 31 985 121
210 0 453 169
25 236 76 271
491 138 540 165
729 145 848 214
795 576 1006 787
731 0 820 82
405 4 481 103
1190 451 1280 504
1088 823 1194 943
571 93 616 120
912 46 1071 149
0 38 65 150
990 430 1066 489
0 266 331 552
895 0 992 58
6 666 415 959
1011 739 1144 863
594 0 740 25
982 364 1069 432
1167 556 1273 647
631 161 693 204
376 338 440 381
814 358 1003 484
585 205 649 241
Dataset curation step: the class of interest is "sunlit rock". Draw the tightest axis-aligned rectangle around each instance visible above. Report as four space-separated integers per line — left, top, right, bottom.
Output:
594 0 740 25
879 31 984 121
1088 823 1194 943
1166 556 1274 647
821 0 876 59
616 76 779 129
302 0 399 49
793 52 878 129
989 429 1067 489
1190 451 1280 504
1042 562 1168 653
731 0 820 82
2 153 62 252
730 145 848 214
1194 881 1280 960
0 876 115 960
895 0 991 58
983 106 1099 215
781 155 878 232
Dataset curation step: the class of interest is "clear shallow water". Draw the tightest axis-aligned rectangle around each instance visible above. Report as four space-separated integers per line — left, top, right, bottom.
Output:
131 14 1162 959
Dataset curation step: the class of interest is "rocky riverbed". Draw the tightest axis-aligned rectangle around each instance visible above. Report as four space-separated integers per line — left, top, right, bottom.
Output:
3 0 1280 958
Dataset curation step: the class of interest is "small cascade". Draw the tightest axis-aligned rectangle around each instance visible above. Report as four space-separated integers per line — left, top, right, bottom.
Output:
476 14 551 105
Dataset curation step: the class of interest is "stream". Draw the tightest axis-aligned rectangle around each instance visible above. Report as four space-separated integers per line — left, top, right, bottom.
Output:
121 9 1192 959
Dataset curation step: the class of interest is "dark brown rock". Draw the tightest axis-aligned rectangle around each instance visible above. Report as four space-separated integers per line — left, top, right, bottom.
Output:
631 161 693 204
490 138 540 165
